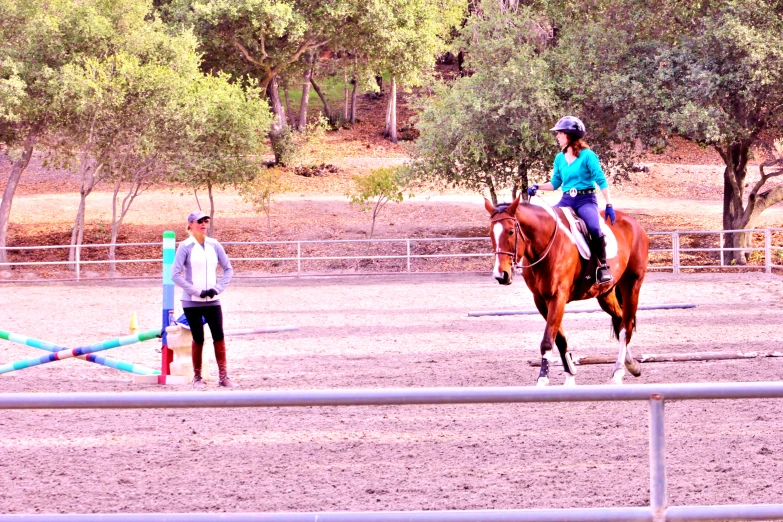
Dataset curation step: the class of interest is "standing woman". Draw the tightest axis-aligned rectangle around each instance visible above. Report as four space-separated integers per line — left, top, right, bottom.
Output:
527 116 616 283
172 211 237 389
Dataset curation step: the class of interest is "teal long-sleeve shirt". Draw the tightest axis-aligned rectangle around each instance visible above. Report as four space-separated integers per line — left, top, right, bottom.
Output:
550 149 608 192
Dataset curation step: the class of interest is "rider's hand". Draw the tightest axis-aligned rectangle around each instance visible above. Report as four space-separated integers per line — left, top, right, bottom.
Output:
206 288 218 298
199 290 209 298
605 204 616 225
527 184 538 197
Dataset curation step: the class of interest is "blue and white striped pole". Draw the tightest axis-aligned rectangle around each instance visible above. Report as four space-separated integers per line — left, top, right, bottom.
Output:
160 230 176 384
0 329 161 375
0 330 160 376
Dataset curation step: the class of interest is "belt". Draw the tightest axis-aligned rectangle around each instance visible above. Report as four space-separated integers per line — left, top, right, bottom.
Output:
565 188 595 197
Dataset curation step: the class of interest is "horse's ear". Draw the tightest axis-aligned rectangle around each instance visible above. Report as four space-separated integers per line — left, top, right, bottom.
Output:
507 195 521 216
484 198 496 215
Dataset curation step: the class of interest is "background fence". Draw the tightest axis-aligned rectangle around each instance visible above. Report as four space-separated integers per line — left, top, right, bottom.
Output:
0 228 781 281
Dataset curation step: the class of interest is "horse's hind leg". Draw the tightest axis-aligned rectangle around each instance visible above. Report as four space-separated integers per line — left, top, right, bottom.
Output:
597 288 623 340
597 289 634 384
555 328 576 386
617 274 645 379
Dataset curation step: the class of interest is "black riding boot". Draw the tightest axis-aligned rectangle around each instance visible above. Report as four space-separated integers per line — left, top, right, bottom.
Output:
591 236 613 283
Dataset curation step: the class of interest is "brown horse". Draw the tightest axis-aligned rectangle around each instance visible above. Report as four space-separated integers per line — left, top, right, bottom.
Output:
484 195 649 385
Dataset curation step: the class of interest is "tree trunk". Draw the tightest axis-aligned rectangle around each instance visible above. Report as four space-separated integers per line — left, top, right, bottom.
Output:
207 179 215 237
109 174 124 275
518 163 530 202
0 133 35 265
284 87 297 129
310 78 331 120
108 162 148 276
266 76 288 165
487 178 498 205
68 163 103 271
717 142 750 264
384 77 398 144
343 68 350 121
350 78 358 124
298 58 314 131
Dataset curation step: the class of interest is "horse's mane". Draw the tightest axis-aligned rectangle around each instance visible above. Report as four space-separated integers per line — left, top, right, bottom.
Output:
492 200 539 218
492 202 512 217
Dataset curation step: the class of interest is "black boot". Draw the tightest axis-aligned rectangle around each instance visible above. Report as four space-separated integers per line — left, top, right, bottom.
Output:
590 236 613 283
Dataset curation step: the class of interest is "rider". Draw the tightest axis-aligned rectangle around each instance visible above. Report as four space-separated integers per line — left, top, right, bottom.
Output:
527 116 616 284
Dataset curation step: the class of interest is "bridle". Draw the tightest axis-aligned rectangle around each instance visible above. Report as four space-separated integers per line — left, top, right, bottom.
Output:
490 200 558 272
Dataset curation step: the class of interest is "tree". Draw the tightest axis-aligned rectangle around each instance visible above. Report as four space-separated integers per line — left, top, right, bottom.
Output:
0 0 88 264
48 1 209 270
347 166 407 240
166 73 272 233
365 0 466 143
552 0 783 263
410 0 557 203
163 0 360 163
239 167 289 231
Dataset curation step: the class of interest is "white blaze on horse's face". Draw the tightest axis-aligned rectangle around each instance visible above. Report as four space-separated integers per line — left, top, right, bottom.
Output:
492 222 505 279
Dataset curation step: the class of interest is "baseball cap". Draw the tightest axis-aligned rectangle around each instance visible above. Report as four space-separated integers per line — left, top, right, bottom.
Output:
187 211 209 223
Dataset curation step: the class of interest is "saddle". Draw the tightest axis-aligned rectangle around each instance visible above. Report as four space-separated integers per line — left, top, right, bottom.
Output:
532 201 618 260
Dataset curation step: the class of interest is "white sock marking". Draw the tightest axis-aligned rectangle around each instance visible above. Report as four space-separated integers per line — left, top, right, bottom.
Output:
492 222 504 278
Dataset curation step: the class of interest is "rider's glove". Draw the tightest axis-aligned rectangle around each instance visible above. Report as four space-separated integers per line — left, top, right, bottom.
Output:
605 204 616 225
527 184 538 197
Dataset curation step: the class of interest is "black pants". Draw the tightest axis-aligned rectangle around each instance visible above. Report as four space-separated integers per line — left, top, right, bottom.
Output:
183 305 224 344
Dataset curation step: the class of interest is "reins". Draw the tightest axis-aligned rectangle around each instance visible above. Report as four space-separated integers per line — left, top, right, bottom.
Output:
491 197 559 272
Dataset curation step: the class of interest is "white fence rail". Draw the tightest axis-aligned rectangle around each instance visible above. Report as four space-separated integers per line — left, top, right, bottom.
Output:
0 228 781 281
1 382 783 521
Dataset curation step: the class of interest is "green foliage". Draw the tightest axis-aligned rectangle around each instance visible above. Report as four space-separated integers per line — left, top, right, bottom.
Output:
239 167 290 230
347 166 408 239
166 72 272 191
164 0 360 86
271 115 331 166
410 1 557 202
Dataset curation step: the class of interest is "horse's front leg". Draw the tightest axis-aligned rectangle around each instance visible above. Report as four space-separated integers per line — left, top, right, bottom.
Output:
612 329 628 384
537 295 567 387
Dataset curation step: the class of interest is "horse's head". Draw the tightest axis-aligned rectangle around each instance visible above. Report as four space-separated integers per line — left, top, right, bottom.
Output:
484 196 522 285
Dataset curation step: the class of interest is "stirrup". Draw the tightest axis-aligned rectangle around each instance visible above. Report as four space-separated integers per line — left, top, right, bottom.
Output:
596 265 613 283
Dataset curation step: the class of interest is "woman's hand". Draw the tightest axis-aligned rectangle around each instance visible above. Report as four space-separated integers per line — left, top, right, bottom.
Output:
604 204 616 225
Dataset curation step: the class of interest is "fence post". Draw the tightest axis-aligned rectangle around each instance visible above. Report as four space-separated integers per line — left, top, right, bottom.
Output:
765 229 772 274
76 244 81 281
649 394 668 522
672 232 680 274
406 239 411 273
297 242 301 274
720 231 724 267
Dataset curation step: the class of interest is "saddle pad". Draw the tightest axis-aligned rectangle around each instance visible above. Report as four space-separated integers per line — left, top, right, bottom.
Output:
532 200 618 260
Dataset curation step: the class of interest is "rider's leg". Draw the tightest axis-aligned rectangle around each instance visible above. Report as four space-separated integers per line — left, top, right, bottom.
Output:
574 195 612 283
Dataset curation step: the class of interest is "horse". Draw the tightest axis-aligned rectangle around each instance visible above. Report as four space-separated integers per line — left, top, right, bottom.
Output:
484 195 649 385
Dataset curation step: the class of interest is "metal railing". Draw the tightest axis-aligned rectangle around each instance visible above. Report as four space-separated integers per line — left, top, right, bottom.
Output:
0 228 781 281
2 381 783 521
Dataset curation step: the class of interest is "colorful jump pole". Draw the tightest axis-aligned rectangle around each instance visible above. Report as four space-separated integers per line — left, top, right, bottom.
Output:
0 329 160 376
160 230 176 384
0 330 160 376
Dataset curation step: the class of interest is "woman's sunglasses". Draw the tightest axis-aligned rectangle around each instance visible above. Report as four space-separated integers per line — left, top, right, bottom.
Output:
197 217 210 224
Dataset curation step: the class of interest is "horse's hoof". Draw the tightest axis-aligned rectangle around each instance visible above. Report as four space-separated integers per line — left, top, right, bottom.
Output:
611 368 625 385
625 360 642 377
563 375 577 387
536 377 550 387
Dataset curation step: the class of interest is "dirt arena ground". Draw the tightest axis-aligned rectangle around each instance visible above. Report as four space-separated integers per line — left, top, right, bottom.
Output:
1 272 783 515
